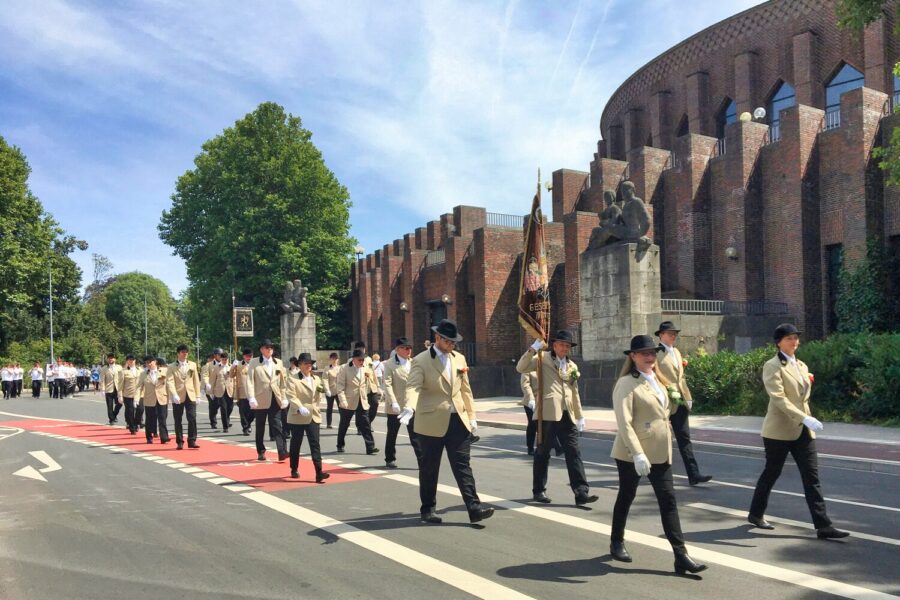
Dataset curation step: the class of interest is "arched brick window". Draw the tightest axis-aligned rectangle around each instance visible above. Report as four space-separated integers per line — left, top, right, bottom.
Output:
767 81 796 128
825 63 864 125
715 97 737 139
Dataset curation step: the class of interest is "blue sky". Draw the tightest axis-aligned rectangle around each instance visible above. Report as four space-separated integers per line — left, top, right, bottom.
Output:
0 0 761 297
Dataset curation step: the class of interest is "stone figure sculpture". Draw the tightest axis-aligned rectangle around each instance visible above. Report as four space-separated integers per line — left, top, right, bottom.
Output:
599 190 623 227
587 181 651 250
280 279 309 314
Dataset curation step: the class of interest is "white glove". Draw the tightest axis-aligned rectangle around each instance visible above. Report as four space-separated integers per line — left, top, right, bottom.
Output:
298 405 310 417
248 397 258 409
280 398 289 409
686 400 693 411
633 453 652 476
232 359 240 367
576 417 585 432
527 399 535 411
171 394 181 405
398 407 414 425
530 339 544 352
470 420 478 432
390 402 400 414
802 415 824 432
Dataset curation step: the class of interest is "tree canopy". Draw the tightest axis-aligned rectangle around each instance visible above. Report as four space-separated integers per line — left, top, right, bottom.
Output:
159 102 356 350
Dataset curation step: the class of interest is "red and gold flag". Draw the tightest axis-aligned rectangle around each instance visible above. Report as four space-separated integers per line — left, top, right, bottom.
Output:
517 171 550 342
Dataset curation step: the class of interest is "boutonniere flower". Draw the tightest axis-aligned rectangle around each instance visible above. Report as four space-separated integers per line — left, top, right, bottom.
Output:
682 359 688 368
808 373 815 383
457 367 469 375
316 384 326 393
666 384 683 405
569 369 580 383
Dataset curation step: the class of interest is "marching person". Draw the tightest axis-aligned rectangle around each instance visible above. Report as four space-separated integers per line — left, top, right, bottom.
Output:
232 348 255 435
655 321 711 486
210 350 235 433
100 353 123 425
284 352 330 482
1 364 12 399
609 335 706 574
13 363 23 397
336 349 379 455
171 344 201 450
201 353 218 431
243 339 289 462
382 337 421 469
517 330 597 506
29 362 43 398
138 357 174 444
398 319 493 525
748 324 849 539
520 371 563 457
119 354 142 434
323 352 341 429
349 341 382 426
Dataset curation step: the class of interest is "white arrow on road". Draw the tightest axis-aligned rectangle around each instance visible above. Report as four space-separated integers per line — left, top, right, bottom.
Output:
13 450 62 482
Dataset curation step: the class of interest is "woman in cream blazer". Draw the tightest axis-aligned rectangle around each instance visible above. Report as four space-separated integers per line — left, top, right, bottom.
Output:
610 335 706 575
284 353 329 483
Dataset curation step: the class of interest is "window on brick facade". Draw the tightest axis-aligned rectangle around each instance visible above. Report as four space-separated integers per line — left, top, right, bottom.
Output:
676 114 689 137
767 81 796 128
825 63 864 115
715 98 737 139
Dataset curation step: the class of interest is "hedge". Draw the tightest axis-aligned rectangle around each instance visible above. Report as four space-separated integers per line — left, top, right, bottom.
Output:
685 333 900 425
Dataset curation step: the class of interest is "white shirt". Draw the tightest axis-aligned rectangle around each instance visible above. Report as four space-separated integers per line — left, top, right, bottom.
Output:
14 368 23 379
784 354 808 391
432 347 455 412
556 356 568 376
30 368 43 381
398 355 410 374
640 370 667 409
0 369 11 382
262 357 273 377
149 369 158 384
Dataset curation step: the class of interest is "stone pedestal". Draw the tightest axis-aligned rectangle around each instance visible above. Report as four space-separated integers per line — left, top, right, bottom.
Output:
579 243 661 361
280 313 317 360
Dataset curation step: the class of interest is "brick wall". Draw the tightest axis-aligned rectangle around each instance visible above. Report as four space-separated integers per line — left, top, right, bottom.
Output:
472 227 525 365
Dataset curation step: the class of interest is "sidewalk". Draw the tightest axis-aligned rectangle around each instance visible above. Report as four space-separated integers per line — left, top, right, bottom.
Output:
472 396 900 474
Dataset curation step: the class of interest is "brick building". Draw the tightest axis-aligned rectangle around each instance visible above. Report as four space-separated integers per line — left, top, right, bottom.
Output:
351 0 899 391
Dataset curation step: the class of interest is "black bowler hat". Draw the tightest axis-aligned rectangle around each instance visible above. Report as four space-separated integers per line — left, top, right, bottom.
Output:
259 339 275 349
432 318 463 342
394 336 412 348
242 348 252 356
212 347 224 355
176 344 189 353
125 354 135 361
156 357 167 366
106 352 116 358
143 355 155 363
351 349 366 359
298 352 314 364
550 330 578 347
624 335 661 355
655 321 681 337
773 323 802 342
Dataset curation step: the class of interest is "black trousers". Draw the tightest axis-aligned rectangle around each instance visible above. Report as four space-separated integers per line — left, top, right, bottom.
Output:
49 380 57 398
336 403 375 452
670 404 702 480
14 380 22 396
32 381 42 397
750 427 831 529
417 413 480 515
208 394 219 427
217 394 233 430
145 404 169 442
281 408 290 439
533 411 589 496
612 459 685 551
524 405 562 454
325 395 338 427
237 398 254 432
105 391 120 423
173 400 198 444
2 381 8 399
254 403 286 455
367 393 380 425
123 397 137 432
385 413 423 463
289 422 323 474
135 399 144 426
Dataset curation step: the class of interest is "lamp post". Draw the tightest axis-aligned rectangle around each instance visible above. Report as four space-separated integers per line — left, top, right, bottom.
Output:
354 245 364 261
48 265 54 363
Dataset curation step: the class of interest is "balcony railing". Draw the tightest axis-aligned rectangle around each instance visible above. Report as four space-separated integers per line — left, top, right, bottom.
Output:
485 212 526 229
662 299 790 316
765 122 781 144
661 299 724 315
893 91 900 113
824 107 841 130
713 137 727 158
424 248 445 267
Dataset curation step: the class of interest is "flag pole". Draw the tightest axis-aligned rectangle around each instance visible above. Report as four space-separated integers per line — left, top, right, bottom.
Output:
232 289 238 356
534 168 545 446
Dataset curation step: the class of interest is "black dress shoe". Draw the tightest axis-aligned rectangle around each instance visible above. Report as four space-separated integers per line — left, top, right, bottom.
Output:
610 540 632 562
316 472 330 483
146 438 153 444
817 526 850 539
188 442 200 449
176 442 183 450
532 492 552 504
468 506 494 523
421 512 442 524
527 449 534 456
367 448 380 455
575 493 599 506
223 426 229 433
257 452 267 461
748 514 775 530
278 453 289 462
689 475 713 485
674 551 707 575
337 447 345 453
290 470 299 479
385 461 397 469
242 429 251 436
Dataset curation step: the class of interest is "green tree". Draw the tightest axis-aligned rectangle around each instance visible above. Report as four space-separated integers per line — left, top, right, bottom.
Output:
835 238 900 333
0 134 84 355
159 102 356 349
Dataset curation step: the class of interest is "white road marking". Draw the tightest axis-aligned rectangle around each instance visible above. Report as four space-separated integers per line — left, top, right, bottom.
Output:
0 426 24 442
321 458 342 464
13 465 47 482
241 490 535 600
155 459 177 465
687 502 900 547
30 450 61 473
192 472 218 479
207 477 236 485
382 473 898 600
180 467 203 473
339 462 363 469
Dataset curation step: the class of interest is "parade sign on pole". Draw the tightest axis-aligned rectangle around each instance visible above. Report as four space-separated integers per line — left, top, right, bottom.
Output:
233 308 254 337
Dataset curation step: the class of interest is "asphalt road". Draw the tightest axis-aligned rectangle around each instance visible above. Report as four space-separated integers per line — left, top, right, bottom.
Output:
1 392 898 600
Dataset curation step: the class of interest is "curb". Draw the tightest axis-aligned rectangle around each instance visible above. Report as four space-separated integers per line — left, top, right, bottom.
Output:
479 419 900 476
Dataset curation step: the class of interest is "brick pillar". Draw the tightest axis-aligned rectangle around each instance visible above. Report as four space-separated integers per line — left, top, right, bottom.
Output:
562 212 600 331
734 51 758 116
350 261 361 342
368 263 382 352
608 124 626 160
649 91 673 150
626 146 671 242
472 228 524 365
551 169 589 221
587 158 628 215
864 18 891 94
358 271 372 349
686 71 711 137
426 221 442 250
792 31 821 108
624 108 646 151
402 239 428 347
414 227 426 250
443 236 475 343
439 213 454 239
380 243 403 353
453 206 486 237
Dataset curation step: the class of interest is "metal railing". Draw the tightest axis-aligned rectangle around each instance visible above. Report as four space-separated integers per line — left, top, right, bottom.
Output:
892 91 900 113
722 300 789 316
713 137 727 158
765 122 781 144
424 248 445 267
455 341 476 365
661 299 724 315
485 212 526 229
662 298 790 316
824 107 841 130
